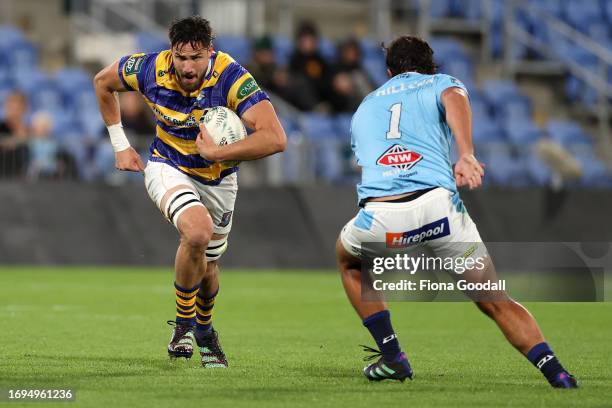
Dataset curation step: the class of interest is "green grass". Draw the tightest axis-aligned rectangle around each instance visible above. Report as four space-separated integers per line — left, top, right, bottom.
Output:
0 267 610 407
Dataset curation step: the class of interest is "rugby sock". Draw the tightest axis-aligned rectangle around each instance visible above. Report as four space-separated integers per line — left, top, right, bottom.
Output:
195 286 218 339
526 342 568 383
363 310 402 361
174 282 198 326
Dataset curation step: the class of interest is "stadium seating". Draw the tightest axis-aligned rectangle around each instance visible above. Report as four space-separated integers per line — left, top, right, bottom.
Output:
1 22 609 187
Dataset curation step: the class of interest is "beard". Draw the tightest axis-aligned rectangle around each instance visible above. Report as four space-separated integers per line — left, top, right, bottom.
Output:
177 71 204 92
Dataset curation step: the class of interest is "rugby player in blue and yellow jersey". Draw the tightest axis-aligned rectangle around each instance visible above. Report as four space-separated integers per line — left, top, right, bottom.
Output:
93 16 286 367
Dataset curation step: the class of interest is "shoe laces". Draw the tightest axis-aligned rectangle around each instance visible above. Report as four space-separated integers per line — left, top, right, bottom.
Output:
200 331 225 359
361 345 383 362
167 320 192 340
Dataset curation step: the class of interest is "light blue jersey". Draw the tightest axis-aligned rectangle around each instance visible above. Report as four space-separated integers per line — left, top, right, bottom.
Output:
351 72 467 207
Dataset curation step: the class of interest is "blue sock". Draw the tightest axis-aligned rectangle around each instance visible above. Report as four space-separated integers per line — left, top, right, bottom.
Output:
363 310 402 361
526 342 567 383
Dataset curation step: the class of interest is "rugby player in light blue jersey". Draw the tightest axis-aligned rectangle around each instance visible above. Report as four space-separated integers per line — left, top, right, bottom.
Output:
336 36 576 387
94 16 286 367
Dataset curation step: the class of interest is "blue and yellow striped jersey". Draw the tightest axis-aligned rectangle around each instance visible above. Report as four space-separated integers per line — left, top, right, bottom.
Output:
117 50 269 185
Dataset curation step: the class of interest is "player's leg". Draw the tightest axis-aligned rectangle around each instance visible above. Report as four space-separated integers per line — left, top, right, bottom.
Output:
337 216 413 382
161 185 213 358
436 198 577 388
462 258 577 388
191 174 236 367
144 161 212 359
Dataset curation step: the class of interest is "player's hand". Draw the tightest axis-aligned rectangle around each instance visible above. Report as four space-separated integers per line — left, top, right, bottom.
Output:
196 123 221 162
453 154 484 190
115 147 145 172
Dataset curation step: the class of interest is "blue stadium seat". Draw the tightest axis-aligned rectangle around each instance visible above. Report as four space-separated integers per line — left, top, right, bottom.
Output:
299 113 345 182
67 89 99 115
546 120 592 146
214 35 251 64
462 0 484 20
564 1 602 32
334 114 353 140
362 56 388 87
505 119 543 147
318 37 337 62
430 0 452 19
6 40 38 73
524 149 552 186
55 68 92 95
482 80 525 118
470 92 491 120
533 0 565 18
136 32 168 53
11 67 47 93
482 148 531 187
473 118 505 143
359 38 384 60
272 36 292 67
299 113 338 140
0 25 25 43
78 109 105 137
499 96 532 124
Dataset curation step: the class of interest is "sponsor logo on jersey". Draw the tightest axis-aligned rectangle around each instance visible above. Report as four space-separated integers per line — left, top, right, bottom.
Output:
386 217 450 248
219 211 233 228
237 77 259 99
124 55 145 76
375 77 434 97
377 144 422 171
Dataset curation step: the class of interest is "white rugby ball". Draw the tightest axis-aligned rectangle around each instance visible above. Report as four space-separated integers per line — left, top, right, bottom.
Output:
200 106 247 147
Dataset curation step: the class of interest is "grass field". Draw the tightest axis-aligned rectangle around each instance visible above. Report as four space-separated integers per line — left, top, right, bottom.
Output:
0 267 610 407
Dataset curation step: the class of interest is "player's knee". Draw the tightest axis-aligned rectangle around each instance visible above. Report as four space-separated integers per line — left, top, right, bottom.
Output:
180 223 213 250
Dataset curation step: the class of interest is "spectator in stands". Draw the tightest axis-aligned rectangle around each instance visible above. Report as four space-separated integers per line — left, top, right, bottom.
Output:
247 35 317 111
328 39 375 113
0 91 30 178
288 21 331 110
120 92 155 148
27 111 58 180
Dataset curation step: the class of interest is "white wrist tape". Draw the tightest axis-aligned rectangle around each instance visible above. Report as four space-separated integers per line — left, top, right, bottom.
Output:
107 123 131 152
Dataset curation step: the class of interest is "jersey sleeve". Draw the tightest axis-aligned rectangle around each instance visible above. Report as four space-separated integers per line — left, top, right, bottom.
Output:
117 53 158 93
221 62 270 117
434 74 468 112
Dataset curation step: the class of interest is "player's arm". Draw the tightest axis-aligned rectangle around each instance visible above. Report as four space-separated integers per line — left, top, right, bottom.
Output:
441 87 484 189
93 60 144 172
195 99 286 161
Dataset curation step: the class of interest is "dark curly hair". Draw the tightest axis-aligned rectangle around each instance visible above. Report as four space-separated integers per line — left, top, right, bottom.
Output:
169 16 214 49
383 36 437 76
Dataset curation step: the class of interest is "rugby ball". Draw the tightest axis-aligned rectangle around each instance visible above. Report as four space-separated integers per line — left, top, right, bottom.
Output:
200 106 247 147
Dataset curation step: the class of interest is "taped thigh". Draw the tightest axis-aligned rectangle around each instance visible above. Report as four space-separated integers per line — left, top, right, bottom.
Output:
163 188 205 228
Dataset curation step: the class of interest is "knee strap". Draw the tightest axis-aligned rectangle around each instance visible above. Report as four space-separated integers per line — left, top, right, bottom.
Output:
206 237 228 261
164 188 203 228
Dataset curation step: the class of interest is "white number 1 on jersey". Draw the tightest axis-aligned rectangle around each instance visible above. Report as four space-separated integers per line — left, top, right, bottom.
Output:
386 103 402 139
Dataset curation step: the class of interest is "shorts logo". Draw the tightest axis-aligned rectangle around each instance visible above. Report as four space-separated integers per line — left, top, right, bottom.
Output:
377 144 422 170
219 211 233 228
124 55 145 76
386 217 450 248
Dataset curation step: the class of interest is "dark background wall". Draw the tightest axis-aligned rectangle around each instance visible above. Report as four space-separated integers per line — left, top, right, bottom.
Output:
0 182 610 268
